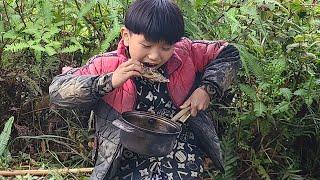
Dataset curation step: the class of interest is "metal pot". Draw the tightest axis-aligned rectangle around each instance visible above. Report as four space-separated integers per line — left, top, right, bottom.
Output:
112 111 182 156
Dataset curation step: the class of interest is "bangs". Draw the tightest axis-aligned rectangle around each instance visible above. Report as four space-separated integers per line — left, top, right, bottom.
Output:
125 0 184 45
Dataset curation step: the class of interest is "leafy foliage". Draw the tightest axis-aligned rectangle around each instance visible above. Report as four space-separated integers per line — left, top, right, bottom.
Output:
176 0 320 178
0 0 319 179
213 135 238 180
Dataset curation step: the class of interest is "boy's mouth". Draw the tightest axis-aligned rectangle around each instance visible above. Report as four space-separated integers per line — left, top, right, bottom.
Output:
142 62 158 68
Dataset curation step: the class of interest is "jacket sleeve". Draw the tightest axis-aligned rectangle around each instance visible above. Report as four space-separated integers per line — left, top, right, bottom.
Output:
49 57 116 109
180 38 241 98
200 44 241 98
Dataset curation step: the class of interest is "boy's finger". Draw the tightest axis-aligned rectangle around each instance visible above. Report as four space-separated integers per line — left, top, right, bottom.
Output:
180 99 190 109
130 64 143 73
128 71 141 77
124 59 141 67
124 64 142 73
190 106 197 117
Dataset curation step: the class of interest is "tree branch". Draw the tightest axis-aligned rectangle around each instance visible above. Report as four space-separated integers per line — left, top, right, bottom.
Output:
15 0 27 28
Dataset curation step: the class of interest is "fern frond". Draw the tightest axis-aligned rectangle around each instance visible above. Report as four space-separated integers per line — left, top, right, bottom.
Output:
235 44 265 80
4 42 29 52
42 27 61 40
239 83 257 101
30 44 46 52
40 1 54 23
44 45 57 56
257 164 271 180
61 45 82 53
214 136 238 180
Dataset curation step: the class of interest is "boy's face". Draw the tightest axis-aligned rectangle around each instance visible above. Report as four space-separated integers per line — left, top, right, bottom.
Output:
121 27 174 69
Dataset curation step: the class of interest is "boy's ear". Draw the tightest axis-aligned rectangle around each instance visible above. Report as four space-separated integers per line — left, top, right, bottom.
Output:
121 27 130 46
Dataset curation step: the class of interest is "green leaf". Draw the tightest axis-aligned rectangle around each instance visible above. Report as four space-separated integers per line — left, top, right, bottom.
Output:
240 5 258 18
239 84 257 101
305 97 313 106
225 8 241 34
293 89 306 96
23 27 39 35
3 30 19 40
280 88 292 100
100 10 121 51
254 101 267 116
294 35 305 42
272 101 290 114
30 45 46 52
61 45 81 53
265 0 288 11
46 41 62 49
236 44 265 79
185 17 203 39
0 20 4 33
0 116 14 157
61 38 84 53
42 27 60 40
257 164 271 180
45 45 57 56
4 42 29 52
239 113 257 125
78 2 96 19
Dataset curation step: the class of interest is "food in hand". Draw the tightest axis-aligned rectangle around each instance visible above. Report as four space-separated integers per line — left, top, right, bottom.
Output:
141 65 169 83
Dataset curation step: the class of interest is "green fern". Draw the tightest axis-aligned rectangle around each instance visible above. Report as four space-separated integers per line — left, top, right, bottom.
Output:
214 136 238 180
257 164 271 180
0 116 14 157
235 44 265 80
61 38 84 53
42 27 61 41
4 42 29 52
239 83 257 101
61 44 83 53
40 0 54 24
252 154 271 180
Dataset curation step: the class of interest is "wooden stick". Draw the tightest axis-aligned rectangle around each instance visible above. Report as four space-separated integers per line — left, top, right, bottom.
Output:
0 168 94 176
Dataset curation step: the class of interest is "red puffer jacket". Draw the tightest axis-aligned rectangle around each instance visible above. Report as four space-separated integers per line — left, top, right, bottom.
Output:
72 38 227 112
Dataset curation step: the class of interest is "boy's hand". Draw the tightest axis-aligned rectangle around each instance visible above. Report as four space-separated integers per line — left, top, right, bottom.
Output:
180 87 210 117
112 59 143 88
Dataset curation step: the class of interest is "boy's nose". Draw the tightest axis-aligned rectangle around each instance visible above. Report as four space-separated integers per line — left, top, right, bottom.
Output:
147 50 161 62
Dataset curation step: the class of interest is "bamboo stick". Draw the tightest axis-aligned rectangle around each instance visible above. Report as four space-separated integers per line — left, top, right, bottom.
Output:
0 168 94 176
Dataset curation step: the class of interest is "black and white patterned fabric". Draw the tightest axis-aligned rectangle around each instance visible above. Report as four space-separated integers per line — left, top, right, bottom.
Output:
115 66 206 180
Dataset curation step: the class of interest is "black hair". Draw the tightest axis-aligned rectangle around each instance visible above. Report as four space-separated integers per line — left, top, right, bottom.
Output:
124 0 184 45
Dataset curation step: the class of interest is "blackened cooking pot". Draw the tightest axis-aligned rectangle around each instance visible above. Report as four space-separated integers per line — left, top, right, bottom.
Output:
112 111 182 156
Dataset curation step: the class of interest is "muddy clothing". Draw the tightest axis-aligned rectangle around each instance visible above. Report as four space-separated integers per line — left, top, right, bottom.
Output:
49 38 241 179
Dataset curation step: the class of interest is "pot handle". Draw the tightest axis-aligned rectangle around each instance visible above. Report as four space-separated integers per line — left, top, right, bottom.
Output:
112 119 134 133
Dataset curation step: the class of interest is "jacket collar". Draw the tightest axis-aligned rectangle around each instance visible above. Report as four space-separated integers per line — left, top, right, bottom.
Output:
117 39 128 62
116 39 182 75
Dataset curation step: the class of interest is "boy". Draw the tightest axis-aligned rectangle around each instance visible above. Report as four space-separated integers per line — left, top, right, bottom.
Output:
49 0 241 179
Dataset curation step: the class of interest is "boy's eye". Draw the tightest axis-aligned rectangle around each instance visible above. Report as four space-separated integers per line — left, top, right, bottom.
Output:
141 44 151 48
162 47 172 51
